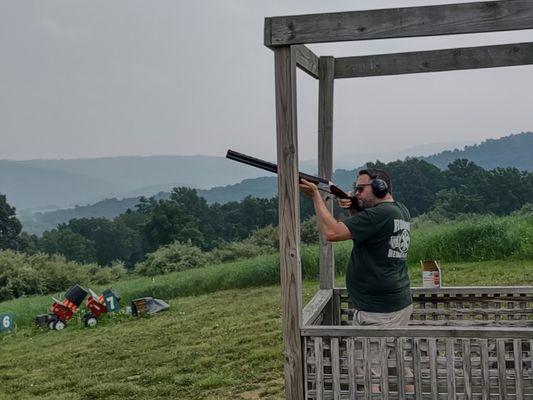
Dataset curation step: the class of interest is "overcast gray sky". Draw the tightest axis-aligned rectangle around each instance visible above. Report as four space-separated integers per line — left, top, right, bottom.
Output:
1 0 532 161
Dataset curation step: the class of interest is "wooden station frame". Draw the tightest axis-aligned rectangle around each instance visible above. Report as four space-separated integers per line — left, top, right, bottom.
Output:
264 1 533 399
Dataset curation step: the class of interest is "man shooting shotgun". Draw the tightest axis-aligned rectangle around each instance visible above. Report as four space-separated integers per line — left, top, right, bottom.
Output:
226 149 360 211
227 148 413 392
300 166 414 393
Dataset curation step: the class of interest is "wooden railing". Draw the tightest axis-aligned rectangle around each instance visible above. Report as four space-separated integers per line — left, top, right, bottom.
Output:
302 287 533 399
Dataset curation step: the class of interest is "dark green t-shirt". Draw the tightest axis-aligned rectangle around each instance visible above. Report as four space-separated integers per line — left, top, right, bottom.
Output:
343 201 412 312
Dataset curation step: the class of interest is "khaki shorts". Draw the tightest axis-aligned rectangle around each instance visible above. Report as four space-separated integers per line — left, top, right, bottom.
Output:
353 304 413 327
352 304 414 379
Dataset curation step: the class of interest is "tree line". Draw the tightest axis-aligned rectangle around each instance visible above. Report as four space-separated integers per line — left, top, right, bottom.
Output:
1 158 533 268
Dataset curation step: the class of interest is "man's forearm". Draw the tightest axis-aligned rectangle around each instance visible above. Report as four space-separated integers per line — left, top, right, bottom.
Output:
312 193 351 241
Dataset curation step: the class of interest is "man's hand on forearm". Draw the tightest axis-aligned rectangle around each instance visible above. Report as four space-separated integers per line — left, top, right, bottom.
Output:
299 179 352 242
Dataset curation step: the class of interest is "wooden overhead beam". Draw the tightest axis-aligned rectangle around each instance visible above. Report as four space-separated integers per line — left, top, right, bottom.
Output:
334 41 533 79
265 1 533 47
293 45 319 79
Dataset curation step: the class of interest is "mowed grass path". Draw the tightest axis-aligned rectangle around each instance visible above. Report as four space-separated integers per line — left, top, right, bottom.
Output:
2 259 533 399
0 283 320 400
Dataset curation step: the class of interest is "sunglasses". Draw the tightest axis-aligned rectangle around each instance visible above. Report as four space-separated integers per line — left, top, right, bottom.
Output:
354 183 371 193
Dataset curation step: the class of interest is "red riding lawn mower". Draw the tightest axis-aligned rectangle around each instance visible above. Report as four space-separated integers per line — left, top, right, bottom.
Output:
36 284 120 330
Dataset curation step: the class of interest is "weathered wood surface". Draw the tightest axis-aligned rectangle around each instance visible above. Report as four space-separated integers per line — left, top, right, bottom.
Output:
335 42 533 79
347 338 356 400
395 338 406 400
446 339 456 400
304 335 533 399
301 326 533 338
293 45 319 79
412 307 533 316
330 338 341 400
410 319 533 327
429 338 438 400
337 286 533 296
314 337 323 399
515 339 524 400
274 46 304 400
302 289 332 326
497 339 507 398
318 55 335 292
265 1 533 46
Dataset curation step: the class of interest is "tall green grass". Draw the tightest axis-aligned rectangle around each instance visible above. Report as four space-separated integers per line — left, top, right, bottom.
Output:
0 243 352 330
409 213 533 263
2 212 533 330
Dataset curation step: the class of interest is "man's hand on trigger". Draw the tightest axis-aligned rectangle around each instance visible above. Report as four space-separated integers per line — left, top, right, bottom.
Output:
299 178 319 198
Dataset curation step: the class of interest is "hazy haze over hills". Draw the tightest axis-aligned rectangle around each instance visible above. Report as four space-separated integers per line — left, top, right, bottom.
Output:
2 139 476 212
16 132 533 235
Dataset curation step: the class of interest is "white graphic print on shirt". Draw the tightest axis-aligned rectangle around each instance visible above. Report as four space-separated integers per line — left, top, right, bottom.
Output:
388 219 410 259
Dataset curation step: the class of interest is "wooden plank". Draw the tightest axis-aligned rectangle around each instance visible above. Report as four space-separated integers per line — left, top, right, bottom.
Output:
446 339 456 400
363 338 372 400
331 338 341 400
301 326 533 339
315 338 324 400
380 338 389 400
335 42 533 79
274 46 304 400
409 320 533 328
294 45 319 79
411 286 533 296
429 339 438 400
318 55 335 292
530 340 533 388
463 339 472 400
303 289 332 326
396 338 406 400
480 339 490 400
497 339 507 399
514 339 523 400
343 286 533 297
412 307 533 316
347 338 357 400
332 289 341 325
303 337 309 400
413 338 422 400
265 1 533 46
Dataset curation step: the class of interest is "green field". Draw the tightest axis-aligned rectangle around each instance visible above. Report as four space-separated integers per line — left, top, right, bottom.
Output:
2 258 533 400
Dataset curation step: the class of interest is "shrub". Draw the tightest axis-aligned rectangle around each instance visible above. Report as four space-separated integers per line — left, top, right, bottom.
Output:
209 242 269 263
135 241 208 276
301 216 319 244
246 225 278 250
0 250 126 301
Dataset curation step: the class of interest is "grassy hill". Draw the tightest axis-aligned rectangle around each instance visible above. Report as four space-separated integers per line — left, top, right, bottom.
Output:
3 258 533 399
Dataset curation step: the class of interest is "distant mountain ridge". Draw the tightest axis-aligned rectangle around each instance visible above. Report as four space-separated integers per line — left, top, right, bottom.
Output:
423 132 533 171
14 132 533 235
1 155 270 211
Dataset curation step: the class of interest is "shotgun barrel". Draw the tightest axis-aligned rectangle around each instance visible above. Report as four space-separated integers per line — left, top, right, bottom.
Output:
226 149 330 185
226 149 355 204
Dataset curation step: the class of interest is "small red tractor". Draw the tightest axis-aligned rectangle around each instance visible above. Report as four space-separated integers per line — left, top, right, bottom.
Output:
35 285 120 330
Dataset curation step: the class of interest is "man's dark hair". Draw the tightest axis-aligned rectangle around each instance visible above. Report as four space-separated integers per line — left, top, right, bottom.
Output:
358 168 392 194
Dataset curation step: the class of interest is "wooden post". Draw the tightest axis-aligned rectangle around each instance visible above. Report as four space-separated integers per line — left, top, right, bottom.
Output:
318 56 335 291
274 45 304 400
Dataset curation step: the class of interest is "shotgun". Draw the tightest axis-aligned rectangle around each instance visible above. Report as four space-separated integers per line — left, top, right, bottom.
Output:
226 149 360 211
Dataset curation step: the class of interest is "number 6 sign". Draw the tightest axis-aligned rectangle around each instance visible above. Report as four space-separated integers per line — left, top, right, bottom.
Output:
0 313 14 332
